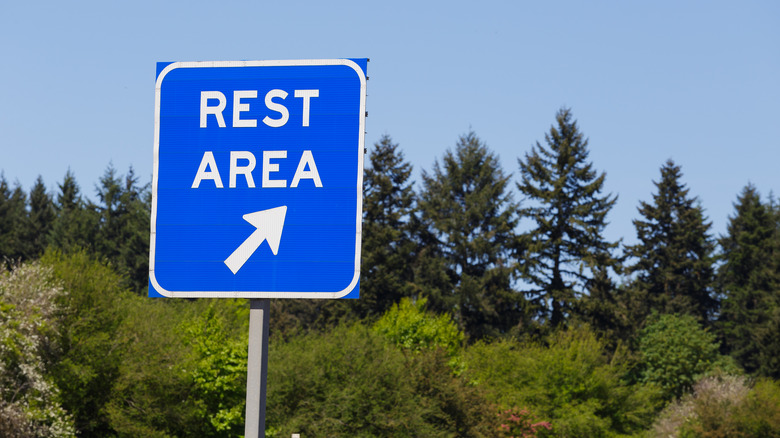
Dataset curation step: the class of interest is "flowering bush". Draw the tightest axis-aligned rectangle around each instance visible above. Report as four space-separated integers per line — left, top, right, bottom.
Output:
497 407 552 438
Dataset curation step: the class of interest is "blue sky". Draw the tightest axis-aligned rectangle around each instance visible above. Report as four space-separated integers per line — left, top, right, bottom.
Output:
2 1 778 248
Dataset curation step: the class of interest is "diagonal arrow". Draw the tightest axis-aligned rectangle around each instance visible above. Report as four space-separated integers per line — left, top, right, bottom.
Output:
224 206 287 274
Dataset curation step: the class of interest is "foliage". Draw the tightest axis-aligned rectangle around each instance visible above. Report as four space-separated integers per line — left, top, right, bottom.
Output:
626 160 717 324
373 296 463 356
650 373 780 438
517 108 619 329
0 261 75 437
638 313 736 401
42 250 129 436
183 304 248 436
267 323 494 437
416 131 522 339
104 295 247 438
496 407 552 438
465 326 663 437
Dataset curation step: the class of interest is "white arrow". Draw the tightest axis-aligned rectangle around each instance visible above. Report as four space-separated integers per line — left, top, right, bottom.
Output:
224 206 288 274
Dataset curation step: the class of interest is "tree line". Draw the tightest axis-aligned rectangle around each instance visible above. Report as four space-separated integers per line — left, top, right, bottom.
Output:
2 108 779 378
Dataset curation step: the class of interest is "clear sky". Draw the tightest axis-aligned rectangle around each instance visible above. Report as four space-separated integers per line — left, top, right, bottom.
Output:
2 1 778 248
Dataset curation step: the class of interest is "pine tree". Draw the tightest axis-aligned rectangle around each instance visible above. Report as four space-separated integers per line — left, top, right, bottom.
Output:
93 165 150 293
94 164 125 263
48 169 99 253
717 184 780 375
626 159 717 323
417 131 522 339
116 168 151 293
25 176 56 258
516 108 619 328
356 134 417 319
0 176 29 263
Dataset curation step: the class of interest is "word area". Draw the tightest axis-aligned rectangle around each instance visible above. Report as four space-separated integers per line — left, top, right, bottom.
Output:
192 150 322 189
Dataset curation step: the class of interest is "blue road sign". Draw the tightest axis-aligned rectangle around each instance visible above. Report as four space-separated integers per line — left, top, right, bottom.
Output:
150 59 367 298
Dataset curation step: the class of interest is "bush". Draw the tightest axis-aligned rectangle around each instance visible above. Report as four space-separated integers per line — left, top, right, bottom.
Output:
638 313 737 401
373 297 463 355
267 323 493 437
0 261 75 437
649 373 780 437
465 326 662 437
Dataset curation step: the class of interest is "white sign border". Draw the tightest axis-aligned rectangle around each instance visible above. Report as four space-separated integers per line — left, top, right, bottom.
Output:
149 59 366 299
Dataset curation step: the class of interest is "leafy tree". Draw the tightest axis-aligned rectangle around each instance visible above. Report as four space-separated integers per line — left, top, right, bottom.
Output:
625 159 718 323
357 134 417 319
638 313 736 401
416 131 522 339
717 184 780 375
183 305 248 437
43 250 129 437
0 261 76 437
517 108 619 329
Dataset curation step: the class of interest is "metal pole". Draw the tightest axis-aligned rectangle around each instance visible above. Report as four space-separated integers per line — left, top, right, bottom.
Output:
245 298 270 437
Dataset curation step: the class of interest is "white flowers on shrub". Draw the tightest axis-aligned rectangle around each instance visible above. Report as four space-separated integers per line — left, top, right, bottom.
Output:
0 262 75 437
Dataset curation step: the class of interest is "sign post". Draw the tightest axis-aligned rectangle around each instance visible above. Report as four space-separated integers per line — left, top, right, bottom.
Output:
245 299 269 436
151 59 367 436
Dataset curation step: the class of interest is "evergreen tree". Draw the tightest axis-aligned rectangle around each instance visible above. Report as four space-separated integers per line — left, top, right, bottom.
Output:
94 165 150 293
357 134 416 319
0 176 28 263
517 108 619 328
94 164 125 263
115 168 151 293
48 169 99 253
416 131 522 339
25 175 56 258
717 184 780 375
626 159 717 323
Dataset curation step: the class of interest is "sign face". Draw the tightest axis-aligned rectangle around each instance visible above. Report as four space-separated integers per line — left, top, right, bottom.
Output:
149 59 367 298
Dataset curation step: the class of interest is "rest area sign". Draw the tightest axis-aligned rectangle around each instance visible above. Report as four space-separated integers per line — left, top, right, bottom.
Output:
149 59 367 299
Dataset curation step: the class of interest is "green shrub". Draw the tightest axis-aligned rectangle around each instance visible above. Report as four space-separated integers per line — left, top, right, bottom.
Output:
373 297 463 356
650 373 780 438
465 326 662 437
0 261 75 437
267 323 493 437
638 313 737 401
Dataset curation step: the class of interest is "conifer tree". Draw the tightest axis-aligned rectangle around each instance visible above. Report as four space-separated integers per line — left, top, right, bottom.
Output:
25 176 56 258
94 165 150 293
417 131 522 339
0 176 29 263
717 184 780 375
357 135 416 319
94 165 124 262
626 160 717 323
48 169 99 253
517 108 618 328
